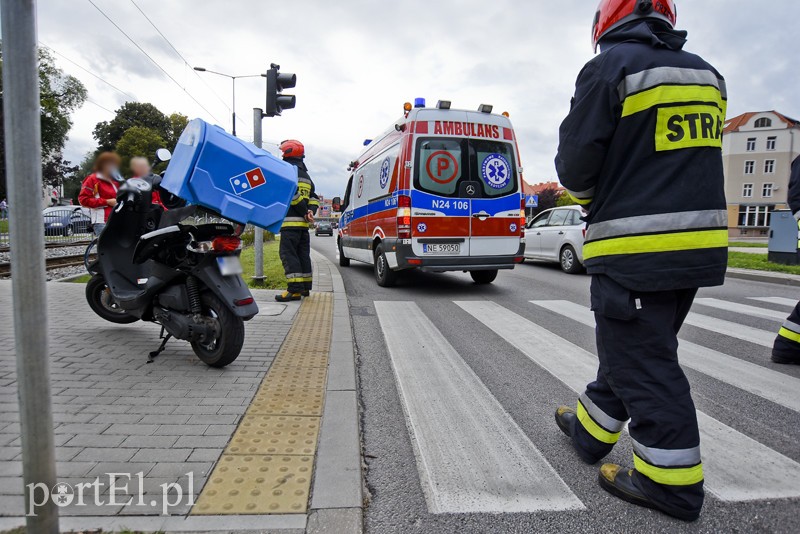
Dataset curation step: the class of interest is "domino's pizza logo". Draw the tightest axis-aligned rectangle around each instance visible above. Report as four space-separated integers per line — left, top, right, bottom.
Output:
230 168 267 196
481 154 511 190
379 157 391 189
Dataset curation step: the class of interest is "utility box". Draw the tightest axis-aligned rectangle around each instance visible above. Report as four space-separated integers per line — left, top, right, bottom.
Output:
768 209 800 265
161 119 298 234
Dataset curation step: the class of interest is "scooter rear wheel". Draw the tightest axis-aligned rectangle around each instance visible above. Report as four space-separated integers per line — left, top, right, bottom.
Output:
85 275 140 324
191 293 244 368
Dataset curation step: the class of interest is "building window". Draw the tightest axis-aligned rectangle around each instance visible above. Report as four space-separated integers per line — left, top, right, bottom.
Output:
767 136 777 151
742 183 753 198
738 205 774 227
765 160 775 174
744 161 755 174
762 183 774 198
755 117 773 128
746 138 757 151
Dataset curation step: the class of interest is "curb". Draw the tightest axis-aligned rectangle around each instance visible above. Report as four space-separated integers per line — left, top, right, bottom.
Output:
307 249 364 534
726 268 800 287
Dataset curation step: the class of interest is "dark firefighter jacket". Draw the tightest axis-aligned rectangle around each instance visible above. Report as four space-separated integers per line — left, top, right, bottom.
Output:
282 157 320 230
555 21 728 292
788 156 800 217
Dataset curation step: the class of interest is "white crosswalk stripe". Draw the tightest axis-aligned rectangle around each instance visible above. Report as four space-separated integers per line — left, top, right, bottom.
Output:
375 301 584 514
695 298 787 320
749 297 798 308
532 300 800 414
458 300 800 502
684 312 775 347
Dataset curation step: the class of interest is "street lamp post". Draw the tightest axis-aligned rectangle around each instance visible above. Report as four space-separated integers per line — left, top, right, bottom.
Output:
193 67 265 137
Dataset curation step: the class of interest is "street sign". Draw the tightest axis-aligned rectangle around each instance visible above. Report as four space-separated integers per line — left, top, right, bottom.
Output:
526 195 539 208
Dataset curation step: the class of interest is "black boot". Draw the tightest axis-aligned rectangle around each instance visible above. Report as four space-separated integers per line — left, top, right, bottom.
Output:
275 291 302 302
771 352 800 365
555 406 602 465
598 464 700 522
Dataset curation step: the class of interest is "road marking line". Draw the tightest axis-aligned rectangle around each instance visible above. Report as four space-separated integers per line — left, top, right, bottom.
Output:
749 297 798 308
684 312 774 347
375 301 584 514
695 298 786 320
457 300 800 501
531 300 800 414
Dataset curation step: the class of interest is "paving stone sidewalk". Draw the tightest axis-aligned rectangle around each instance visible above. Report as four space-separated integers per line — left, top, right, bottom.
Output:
0 252 346 530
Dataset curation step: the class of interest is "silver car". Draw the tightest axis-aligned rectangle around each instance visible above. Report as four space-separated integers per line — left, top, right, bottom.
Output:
524 206 586 274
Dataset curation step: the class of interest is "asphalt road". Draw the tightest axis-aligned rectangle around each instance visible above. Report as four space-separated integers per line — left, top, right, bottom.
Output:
310 234 800 534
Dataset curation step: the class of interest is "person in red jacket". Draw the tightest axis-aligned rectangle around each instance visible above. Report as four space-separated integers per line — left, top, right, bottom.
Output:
78 152 121 237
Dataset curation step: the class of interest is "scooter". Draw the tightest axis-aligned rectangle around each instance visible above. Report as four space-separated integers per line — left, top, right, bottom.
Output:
84 149 258 367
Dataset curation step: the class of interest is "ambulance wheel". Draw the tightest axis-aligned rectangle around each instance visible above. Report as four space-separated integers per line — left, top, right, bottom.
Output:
338 239 350 267
560 245 583 274
470 270 498 285
374 243 397 287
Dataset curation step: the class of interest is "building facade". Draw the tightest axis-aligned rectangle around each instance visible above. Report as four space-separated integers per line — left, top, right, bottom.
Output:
723 111 800 238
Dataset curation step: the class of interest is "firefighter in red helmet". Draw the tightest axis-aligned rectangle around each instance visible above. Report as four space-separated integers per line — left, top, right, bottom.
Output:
554 0 727 521
275 140 320 302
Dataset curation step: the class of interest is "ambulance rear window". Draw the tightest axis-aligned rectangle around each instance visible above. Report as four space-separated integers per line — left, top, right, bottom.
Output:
414 138 518 198
416 139 464 196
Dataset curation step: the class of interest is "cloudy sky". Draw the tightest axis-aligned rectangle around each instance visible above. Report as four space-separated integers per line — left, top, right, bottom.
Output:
26 0 800 198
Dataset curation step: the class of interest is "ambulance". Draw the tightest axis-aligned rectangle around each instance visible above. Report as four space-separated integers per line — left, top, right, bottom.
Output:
337 99 526 287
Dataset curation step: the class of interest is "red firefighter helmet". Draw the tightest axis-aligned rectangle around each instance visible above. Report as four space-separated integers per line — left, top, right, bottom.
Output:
279 139 305 159
592 0 677 52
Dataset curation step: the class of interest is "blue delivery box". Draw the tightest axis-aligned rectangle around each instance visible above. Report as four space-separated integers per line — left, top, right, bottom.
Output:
161 119 297 234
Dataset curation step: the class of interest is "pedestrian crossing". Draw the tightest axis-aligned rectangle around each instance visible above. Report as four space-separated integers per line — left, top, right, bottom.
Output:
375 295 800 514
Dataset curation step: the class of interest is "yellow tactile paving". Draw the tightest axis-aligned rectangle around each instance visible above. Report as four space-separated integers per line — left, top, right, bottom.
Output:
227 415 320 456
192 454 314 514
192 292 333 515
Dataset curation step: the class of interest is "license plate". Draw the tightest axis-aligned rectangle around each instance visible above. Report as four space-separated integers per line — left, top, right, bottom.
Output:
422 243 460 255
217 256 243 276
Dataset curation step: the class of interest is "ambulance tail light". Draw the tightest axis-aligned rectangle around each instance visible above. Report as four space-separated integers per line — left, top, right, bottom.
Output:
519 197 526 237
397 195 412 239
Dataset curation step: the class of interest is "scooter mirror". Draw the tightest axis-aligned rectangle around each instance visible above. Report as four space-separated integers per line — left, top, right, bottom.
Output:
155 148 172 162
110 169 126 183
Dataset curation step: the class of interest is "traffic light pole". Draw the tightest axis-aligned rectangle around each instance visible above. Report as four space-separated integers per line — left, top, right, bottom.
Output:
252 107 265 283
1 0 60 531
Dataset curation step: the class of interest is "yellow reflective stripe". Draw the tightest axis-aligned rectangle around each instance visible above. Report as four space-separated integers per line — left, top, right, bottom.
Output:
577 402 620 445
569 193 593 206
622 84 726 118
286 277 305 283
282 222 310 228
300 277 313 282
778 327 800 344
583 229 728 261
633 454 704 486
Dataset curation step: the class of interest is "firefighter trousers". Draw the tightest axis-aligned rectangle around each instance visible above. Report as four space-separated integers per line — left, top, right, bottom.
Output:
279 228 312 294
571 275 704 518
773 300 800 363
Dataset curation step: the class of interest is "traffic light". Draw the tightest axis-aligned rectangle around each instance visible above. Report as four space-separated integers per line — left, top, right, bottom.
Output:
265 63 296 117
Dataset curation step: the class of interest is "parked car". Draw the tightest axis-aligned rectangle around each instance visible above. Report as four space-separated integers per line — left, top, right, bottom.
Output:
524 206 586 274
43 206 92 236
315 221 334 236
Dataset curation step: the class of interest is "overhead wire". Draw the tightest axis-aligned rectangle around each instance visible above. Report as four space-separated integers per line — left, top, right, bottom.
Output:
40 42 137 102
85 0 224 124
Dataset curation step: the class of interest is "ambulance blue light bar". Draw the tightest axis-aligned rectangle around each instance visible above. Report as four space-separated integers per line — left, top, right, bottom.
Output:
437 100 451 110
363 139 372 146
414 98 426 108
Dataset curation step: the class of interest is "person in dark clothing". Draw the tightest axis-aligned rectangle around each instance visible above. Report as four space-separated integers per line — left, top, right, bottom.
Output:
772 156 800 364
553 0 728 522
275 140 320 302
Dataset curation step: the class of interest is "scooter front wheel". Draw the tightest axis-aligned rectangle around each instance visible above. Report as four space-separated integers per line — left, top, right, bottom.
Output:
191 293 244 368
85 275 140 324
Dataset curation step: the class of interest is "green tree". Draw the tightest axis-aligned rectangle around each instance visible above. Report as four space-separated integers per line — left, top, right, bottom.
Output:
93 102 171 152
115 126 167 177
0 44 87 198
530 187 562 218
167 113 189 149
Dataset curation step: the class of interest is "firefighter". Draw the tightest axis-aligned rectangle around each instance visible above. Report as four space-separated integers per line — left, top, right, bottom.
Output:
772 156 800 365
275 140 320 302
553 0 728 522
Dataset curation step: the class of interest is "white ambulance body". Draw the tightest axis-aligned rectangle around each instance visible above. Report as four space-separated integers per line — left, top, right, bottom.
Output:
337 100 526 286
